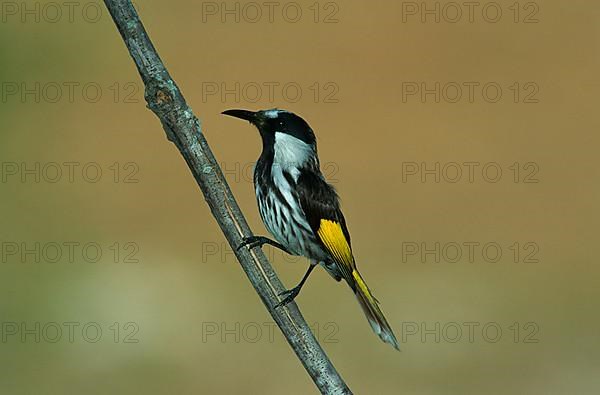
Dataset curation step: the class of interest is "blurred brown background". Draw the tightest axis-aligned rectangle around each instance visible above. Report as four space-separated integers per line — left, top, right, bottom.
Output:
0 1 598 394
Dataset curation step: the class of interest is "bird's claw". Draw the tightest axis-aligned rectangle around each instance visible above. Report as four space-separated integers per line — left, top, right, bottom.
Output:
278 288 294 297
237 236 291 254
237 236 262 251
274 287 300 308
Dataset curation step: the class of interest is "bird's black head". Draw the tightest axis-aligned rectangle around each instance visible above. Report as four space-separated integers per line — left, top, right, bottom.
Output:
222 108 316 147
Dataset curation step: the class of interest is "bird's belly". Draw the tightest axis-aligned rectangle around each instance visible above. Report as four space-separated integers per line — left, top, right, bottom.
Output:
257 193 326 261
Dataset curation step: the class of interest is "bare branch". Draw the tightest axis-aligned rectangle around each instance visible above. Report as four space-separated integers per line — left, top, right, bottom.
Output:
102 1 352 394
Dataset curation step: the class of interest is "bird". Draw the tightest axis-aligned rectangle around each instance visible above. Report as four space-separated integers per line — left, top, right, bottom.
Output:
222 108 399 350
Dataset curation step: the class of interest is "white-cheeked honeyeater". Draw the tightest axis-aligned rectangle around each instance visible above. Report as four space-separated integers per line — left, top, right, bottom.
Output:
223 108 399 350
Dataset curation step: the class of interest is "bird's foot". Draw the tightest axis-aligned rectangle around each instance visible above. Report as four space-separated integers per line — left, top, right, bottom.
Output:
237 236 267 250
237 236 290 253
274 286 301 308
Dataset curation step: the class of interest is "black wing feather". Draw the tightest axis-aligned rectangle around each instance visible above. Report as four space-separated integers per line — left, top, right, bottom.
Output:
296 170 355 283
296 170 351 244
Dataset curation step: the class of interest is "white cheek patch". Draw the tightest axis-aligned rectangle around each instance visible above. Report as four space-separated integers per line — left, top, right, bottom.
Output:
273 132 313 168
263 109 281 118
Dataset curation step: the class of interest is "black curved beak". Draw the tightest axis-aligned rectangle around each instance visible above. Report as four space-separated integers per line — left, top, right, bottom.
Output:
221 109 257 123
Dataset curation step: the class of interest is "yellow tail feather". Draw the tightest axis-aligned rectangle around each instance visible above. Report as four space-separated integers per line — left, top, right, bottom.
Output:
352 270 399 350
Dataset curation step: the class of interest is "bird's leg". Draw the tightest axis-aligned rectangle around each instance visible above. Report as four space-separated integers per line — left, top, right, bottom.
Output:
275 263 317 308
237 235 291 254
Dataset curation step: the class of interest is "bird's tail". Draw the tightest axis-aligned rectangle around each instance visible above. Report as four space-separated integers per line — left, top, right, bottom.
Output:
352 269 399 350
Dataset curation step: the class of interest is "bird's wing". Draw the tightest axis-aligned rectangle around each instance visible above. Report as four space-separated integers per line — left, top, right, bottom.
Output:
296 170 356 284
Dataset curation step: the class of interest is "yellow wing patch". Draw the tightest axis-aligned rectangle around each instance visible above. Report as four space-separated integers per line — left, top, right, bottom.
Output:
317 219 355 270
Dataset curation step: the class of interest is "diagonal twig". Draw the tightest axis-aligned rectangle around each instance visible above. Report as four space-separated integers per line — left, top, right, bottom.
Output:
102 1 352 394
